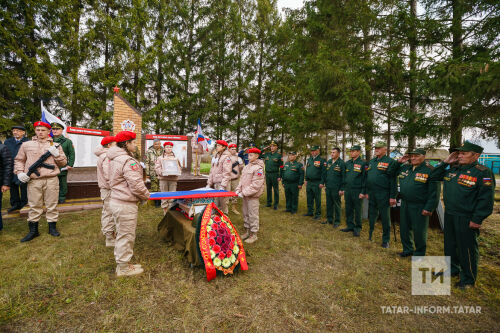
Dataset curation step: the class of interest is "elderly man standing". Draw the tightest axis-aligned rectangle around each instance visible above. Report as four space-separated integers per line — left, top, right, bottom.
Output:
15 121 67 242
397 148 439 257
363 141 398 247
341 145 366 235
4 125 29 212
304 145 326 220
431 141 495 289
145 139 163 207
51 123 75 204
0 142 13 230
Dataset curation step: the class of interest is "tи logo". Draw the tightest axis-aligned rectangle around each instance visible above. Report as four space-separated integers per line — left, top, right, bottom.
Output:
411 256 451 295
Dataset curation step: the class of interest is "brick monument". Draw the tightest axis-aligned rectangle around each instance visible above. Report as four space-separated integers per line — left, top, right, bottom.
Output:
112 87 142 153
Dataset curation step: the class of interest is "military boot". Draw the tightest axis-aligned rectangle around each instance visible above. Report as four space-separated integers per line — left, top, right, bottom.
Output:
20 222 40 242
240 228 250 240
116 263 144 277
245 232 258 244
48 222 60 237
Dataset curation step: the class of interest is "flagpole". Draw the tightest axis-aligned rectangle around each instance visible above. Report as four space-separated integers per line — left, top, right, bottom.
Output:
195 149 199 176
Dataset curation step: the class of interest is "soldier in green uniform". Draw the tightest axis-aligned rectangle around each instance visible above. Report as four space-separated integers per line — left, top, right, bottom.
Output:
322 147 345 227
397 148 439 257
280 151 304 214
363 141 398 247
304 145 326 220
262 141 283 210
145 139 164 207
341 145 366 235
431 141 495 289
51 123 75 204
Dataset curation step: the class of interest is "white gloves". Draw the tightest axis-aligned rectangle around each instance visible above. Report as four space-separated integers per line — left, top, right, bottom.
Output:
238 192 243 198
18 173 30 183
48 146 59 157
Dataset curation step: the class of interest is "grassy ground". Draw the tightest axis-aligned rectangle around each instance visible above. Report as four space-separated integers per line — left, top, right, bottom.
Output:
0 187 499 332
191 163 211 175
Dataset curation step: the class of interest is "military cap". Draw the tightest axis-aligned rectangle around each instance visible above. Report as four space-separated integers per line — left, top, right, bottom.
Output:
310 145 320 151
288 151 297 155
33 121 51 129
350 145 361 151
12 125 26 131
114 131 136 142
270 140 278 146
374 141 387 148
50 122 65 129
216 139 228 147
456 141 484 154
101 136 115 146
408 148 426 155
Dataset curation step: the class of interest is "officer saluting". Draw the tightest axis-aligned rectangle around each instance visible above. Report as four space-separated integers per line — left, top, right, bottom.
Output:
262 141 283 210
431 141 495 289
341 145 366 235
304 145 326 220
323 148 345 227
280 151 304 214
363 141 398 247
14 121 67 242
397 148 439 257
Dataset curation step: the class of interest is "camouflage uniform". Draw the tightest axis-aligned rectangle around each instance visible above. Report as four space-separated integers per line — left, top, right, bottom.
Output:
145 145 164 192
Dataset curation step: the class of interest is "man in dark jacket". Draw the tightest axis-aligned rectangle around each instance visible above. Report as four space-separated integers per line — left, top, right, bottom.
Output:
0 142 13 230
4 125 29 212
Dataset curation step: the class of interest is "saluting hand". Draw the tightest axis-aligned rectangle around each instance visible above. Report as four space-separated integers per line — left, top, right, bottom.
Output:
444 151 459 164
398 154 410 164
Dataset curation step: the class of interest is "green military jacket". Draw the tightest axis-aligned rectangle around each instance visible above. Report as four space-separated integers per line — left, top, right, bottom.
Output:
364 155 398 198
324 158 345 190
262 151 283 173
343 156 366 190
305 155 326 183
280 160 304 185
398 161 439 211
145 146 164 177
431 161 495 224
53 135 75 171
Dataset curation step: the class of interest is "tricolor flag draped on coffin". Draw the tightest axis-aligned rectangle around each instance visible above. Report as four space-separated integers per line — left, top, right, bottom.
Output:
152 189 248 281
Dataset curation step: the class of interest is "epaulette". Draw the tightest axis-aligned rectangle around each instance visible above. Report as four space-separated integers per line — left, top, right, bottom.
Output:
475 164 487 171
425 162 434 170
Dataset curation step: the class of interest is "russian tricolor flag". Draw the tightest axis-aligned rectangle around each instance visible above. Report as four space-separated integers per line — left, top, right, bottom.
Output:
196 119 211 152
41 101 67 137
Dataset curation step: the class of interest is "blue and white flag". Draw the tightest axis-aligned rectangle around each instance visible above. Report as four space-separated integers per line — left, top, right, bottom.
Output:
195 119 211 152
41 101 67 137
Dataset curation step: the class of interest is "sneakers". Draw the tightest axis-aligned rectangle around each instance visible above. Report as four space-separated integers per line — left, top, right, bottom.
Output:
240 229 250 240
116 263 144 277
245 233 258 244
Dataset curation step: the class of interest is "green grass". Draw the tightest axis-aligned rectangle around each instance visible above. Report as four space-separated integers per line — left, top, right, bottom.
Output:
192 162 211 175
1 188 499 332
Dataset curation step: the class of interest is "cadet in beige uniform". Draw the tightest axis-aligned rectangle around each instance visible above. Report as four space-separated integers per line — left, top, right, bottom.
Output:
228 143 244 215
95 135 116 247
235 148 265 244
15 121 67 242
155 141 181 215
207 140 232 214
107 131 150 277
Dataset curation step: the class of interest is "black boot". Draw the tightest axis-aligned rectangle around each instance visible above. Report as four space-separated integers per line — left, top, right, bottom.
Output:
20 222 40 242
48 222 60 237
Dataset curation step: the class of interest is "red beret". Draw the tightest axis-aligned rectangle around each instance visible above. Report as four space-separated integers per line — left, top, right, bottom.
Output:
101 136 115 146
34 121 51 129
228 143 237 149
216 140 228 147
114 131 136 143
163 141 173 147
248 148 261 154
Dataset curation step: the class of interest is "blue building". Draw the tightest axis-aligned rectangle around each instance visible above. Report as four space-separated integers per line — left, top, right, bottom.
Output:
478 153 500 175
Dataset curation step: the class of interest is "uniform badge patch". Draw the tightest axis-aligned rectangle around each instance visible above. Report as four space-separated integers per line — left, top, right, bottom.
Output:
458 174 477 187
483 178 492 186
314 161 321 167
130 162 138 171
